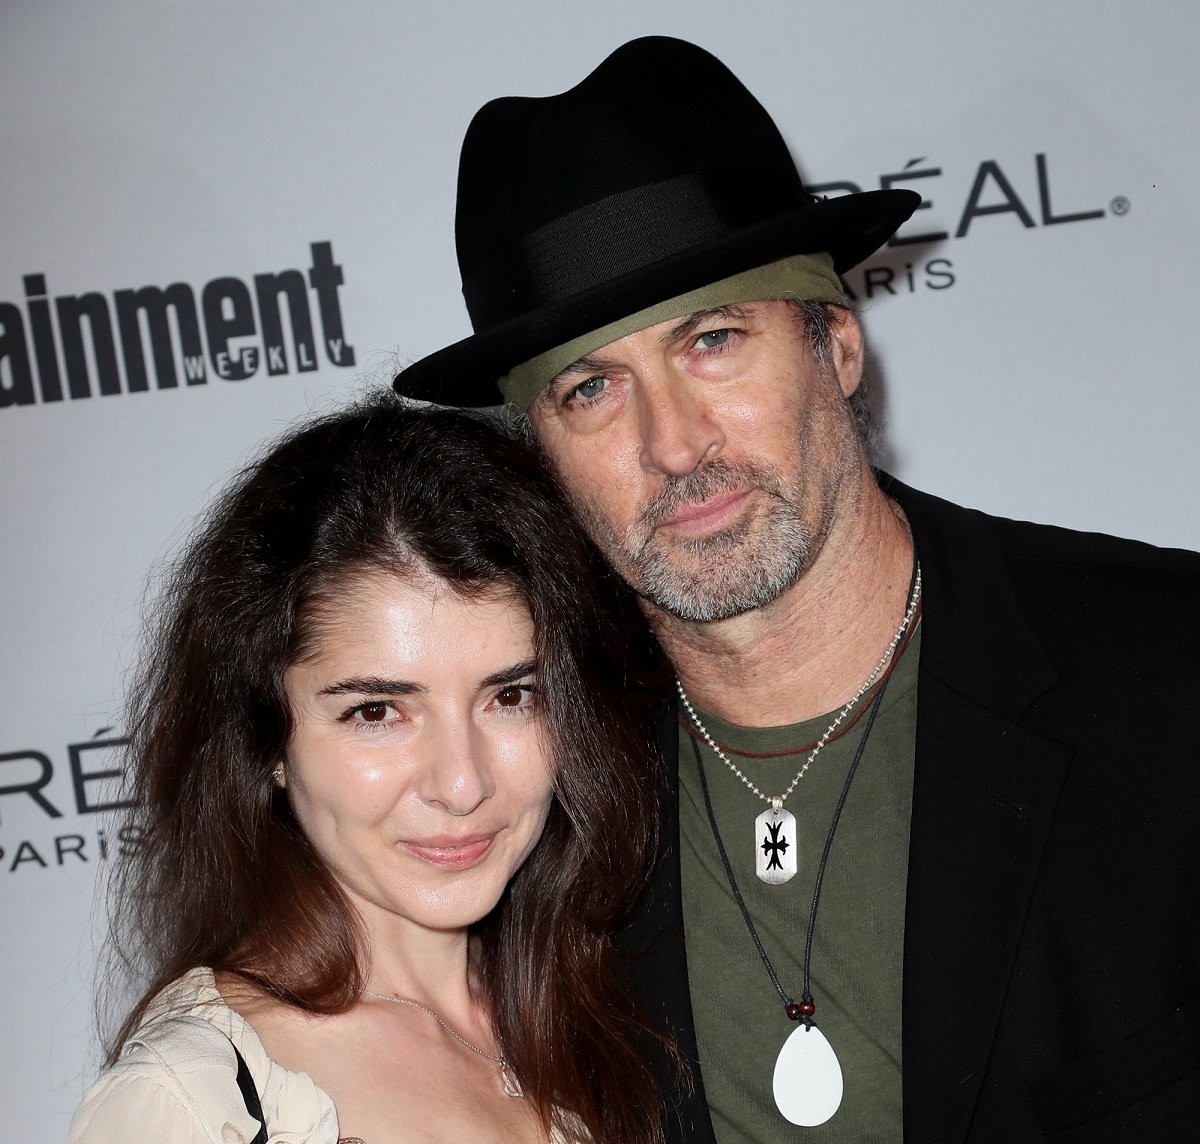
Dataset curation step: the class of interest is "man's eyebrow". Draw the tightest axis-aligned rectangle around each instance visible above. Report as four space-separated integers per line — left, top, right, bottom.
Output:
548 303 754 392
318 676 426 697
659 304 752 347
553 351 609 381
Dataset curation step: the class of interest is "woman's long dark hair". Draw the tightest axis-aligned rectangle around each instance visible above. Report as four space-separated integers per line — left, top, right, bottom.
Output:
108 392 673 1142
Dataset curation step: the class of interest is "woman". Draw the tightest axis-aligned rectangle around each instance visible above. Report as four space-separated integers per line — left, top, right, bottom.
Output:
70 394 672 1143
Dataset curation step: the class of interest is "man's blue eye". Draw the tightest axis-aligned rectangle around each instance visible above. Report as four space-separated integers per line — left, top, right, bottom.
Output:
697 329 731 349
572 376 607 400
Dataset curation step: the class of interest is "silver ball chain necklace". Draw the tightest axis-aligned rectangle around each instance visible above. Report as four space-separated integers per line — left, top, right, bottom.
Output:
360 989 524 1097
675 562 921 885
677 562 921 1126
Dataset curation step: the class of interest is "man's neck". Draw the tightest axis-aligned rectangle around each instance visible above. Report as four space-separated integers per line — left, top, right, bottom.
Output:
652 475 915 727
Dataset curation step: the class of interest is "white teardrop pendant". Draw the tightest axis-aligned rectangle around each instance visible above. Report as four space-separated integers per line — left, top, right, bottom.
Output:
755 806 797 884
772 1022 843 1126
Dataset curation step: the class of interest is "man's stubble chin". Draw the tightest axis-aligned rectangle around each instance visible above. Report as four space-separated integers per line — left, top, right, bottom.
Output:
639 498 821 623
571 458 828 624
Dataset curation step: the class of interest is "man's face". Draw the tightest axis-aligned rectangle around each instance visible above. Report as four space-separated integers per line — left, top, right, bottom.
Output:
528 301 866 623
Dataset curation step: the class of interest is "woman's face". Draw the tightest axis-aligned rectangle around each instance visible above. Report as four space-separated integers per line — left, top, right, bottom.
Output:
281 571 555 938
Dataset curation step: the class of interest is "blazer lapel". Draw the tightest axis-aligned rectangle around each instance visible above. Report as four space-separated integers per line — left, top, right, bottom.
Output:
889 479 1074 1140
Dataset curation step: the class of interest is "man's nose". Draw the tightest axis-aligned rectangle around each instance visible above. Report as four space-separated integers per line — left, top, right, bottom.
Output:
637 370 724 477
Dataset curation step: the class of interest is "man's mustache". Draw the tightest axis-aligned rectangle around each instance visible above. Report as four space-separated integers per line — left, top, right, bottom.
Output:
637 459 777 534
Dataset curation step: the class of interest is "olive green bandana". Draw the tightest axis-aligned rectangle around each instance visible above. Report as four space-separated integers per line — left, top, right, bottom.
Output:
498 252 845 411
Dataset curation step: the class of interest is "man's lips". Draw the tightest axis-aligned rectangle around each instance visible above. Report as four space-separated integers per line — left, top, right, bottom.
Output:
656 489 751 536
401 834 495 870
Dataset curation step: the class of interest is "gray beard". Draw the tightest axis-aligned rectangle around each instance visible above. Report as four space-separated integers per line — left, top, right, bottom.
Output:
577 457 828 623
637 501 817 622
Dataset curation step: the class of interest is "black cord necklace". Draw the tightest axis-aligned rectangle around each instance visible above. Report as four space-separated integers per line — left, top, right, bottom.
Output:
690 670 892 1127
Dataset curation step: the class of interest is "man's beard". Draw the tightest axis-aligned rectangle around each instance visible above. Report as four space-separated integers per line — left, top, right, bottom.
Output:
575 456 831 623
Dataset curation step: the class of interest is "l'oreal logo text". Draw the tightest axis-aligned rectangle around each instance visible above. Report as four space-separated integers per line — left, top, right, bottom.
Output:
818 151 1121 301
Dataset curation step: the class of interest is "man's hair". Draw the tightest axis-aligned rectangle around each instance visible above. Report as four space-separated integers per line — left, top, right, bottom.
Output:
107 393 671 1143
789 298 876 456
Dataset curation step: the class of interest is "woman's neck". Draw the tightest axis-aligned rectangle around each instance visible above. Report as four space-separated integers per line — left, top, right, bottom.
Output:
359 911 480 1026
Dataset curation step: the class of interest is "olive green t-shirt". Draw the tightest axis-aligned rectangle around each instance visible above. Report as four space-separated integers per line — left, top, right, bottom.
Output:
678 627 920 1143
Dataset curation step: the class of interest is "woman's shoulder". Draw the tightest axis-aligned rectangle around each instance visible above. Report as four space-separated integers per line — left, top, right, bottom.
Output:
69 968 339 1144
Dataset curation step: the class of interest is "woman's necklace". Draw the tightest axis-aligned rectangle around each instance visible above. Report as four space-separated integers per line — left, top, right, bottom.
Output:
360 989 523 1097
676 562 921 885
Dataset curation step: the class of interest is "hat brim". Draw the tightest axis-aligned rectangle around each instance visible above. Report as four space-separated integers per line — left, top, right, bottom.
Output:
396 188 919 407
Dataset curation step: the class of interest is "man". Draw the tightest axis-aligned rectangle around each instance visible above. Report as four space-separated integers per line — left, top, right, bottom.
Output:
396 37 1200 1142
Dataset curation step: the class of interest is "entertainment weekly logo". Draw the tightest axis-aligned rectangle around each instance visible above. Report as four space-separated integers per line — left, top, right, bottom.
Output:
0 729 140 877
0 241 354 410
812 151 1128 300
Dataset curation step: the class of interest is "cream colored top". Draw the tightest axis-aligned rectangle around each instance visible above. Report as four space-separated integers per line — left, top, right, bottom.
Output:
68 968 340 1143
70 967 580 1143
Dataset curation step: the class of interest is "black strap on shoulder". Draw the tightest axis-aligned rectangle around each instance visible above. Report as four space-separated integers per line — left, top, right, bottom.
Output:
227 1036 269 1144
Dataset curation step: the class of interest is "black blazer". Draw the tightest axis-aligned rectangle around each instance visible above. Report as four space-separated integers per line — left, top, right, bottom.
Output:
618 478 1200 1142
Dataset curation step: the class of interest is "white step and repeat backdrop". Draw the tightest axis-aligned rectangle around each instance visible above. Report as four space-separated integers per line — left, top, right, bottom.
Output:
2 2 1197 1137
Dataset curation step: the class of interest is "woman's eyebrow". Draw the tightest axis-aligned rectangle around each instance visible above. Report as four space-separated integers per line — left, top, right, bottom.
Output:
478 659 538 689
318 676 426 697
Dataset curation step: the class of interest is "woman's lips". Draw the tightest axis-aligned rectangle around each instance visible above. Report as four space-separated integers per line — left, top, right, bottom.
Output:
401 834 495 870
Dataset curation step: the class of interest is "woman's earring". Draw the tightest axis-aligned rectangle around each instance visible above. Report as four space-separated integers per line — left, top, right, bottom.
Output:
272 764 286 787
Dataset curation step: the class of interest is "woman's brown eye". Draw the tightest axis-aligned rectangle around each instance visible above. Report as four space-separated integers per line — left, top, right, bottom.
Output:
495 687 523 707
360 702 389 721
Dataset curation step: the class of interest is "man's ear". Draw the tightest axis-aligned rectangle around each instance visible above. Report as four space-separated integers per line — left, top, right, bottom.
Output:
829 308 865 398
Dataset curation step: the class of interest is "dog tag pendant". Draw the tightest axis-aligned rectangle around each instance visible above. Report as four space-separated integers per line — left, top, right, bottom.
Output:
773 1021 843 1126
755 804 797 884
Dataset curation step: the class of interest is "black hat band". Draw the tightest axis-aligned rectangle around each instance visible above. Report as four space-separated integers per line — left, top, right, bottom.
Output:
462 166 802 329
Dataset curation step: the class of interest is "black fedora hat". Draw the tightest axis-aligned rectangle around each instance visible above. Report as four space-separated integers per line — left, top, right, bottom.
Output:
395 36 920 407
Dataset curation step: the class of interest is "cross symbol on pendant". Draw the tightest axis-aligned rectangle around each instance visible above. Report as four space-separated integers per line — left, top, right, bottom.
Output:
762 820 790 871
